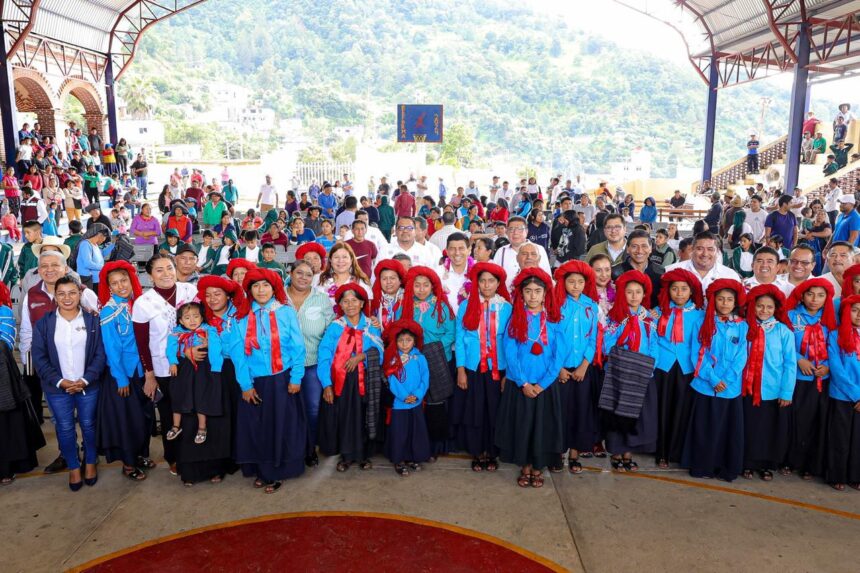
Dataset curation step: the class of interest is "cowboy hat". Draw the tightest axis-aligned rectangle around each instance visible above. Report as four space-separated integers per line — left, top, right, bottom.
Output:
32 236 71 260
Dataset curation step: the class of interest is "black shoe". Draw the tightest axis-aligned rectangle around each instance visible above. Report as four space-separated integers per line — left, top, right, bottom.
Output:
84 475 98 487
69 480 83 492
44 455 68 474
305 453 319 467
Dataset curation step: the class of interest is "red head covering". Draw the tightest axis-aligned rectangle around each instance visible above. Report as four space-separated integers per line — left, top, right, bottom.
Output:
656 268 703 340
383 318 424 379
371 259 406 314
239 267 287 318
607 270 653 324
507 267 559 344
296 242 327 270
401 266 453 325
786 277 836 330
239 267 289 374
226 259 257 281
553 260 598 308
462 262 510 331
197 275 247 333
842 264 860 296
97 261 143 308
0 282 11 308
742 284 791 406
837 295 860 355
699 279 746 352
333 282 370 318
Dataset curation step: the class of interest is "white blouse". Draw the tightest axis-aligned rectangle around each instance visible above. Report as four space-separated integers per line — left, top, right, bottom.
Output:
131 282 197 377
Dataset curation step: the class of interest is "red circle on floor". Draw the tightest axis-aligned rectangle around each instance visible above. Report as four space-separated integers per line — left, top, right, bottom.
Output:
76 513 562 572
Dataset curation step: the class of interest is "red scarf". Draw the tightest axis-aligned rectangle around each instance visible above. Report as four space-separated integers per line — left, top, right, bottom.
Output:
742 323 766 406
244 306 284 374
529 311 548 355
618 312 649 352
657 307 685 343
800 322 827 392
177 328 207 370
479 301 501 380
332 322 365 397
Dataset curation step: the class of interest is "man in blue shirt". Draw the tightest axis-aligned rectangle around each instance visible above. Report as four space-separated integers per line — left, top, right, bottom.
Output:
747 133 760 174
317 183 337 219
764 195 797 248
829 194 860 247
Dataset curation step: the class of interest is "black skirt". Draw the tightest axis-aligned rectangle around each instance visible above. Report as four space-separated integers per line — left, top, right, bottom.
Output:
592 366 605 441
318 370 369 463
170 357 223 417
385 407 431 464
655 363 694 463
742 396 790 471
495 380 564 469
786 378 829 476
235 370 307 482
826 398 860 485
604 377 658 455
221 359 242 460
559 365 599 452
681 392 744 482
0 398 45 479
449 368 504 458
97 374 153 466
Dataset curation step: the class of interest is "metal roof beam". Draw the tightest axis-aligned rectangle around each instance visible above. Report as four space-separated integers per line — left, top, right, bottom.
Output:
4 0 42 60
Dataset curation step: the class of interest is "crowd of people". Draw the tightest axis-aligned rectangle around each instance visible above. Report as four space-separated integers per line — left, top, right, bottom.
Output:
3 120 860 495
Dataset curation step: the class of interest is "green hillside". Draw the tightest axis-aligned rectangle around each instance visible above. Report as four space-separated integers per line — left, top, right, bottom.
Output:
125 0 837 177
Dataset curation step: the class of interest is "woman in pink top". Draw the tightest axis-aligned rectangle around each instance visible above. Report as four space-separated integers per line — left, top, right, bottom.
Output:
2 166 21 217
22 164 43 192
130 203 163 246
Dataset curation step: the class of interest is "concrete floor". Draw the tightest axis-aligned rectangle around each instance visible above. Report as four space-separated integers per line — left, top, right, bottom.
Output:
3 426 860 573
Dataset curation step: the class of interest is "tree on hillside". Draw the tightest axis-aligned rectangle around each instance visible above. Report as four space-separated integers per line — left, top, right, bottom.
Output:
437 123 474 168
119 75 156 120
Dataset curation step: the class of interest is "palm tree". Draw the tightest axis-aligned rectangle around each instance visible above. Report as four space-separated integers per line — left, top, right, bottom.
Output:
119 75 156 120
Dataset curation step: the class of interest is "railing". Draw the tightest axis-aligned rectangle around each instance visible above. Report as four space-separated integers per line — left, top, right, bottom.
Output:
694 136 788 194
293 162 355 188
803 162 860 202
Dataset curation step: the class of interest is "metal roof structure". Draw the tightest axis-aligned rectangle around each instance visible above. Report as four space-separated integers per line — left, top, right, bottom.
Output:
614 0 860 87
2 0 207 83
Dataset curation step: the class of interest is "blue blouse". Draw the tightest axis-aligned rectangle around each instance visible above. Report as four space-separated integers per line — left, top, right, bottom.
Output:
750 318 797 402
388 348 430 409
503 311 565 389
653 302 705 375
0 306 15 349
603 308 661 370
99 295 143 388
317 315 383 390
827 330 860 403
166 324 223 372
788 307 831 382
690 317 749 399
557 294 599 367
398 296 456 361
454 297 512 372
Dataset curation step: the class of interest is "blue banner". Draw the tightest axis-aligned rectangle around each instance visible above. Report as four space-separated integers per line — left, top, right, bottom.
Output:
397 104 443 143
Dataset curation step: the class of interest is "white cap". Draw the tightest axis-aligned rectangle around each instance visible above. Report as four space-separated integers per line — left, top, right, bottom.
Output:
838 194 856 205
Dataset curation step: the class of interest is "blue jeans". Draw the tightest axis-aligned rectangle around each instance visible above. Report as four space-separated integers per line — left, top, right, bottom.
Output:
300 365 322 447
45 389 99 470
136 176 148 198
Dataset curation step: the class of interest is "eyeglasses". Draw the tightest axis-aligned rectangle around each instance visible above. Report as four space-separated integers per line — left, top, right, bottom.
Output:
604 225 624 231
789 259 813 266
508 226 527 232
397 225 415 231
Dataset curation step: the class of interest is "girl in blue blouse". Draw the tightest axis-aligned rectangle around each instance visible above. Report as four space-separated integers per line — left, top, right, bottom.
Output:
317 283 383 472
383 319 432 476
225 268 308 494
682 279 748 482
741 284 797 481
553 260 601 474
602 270 661 472
826 295 860 490
96 261 152 482
495 267 565 488
452 262 512 473
785 278 836 480
652 268 705 468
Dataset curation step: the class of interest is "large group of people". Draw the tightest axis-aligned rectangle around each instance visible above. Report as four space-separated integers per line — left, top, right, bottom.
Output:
2 126 860 495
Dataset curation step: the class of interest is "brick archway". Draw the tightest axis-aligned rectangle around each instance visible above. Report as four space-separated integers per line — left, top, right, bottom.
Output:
12 68 60 138
57 78 106 137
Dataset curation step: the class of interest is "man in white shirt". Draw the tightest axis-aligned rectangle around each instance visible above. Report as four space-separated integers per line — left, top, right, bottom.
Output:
789 187 807 220
428 211 462 252
256 174 278 215
666 231 740 291
821 241 854 297
779 244 815 292
413 217 444 264
383 215 440 270
824 178 842 226
492 217 551 286
742 247 793 297
744 194 769 243
440 232 471 314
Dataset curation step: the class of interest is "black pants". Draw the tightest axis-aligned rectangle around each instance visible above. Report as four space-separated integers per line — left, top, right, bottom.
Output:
116 156 128 175
154 376 178 464
84 187 99 206
746 154 759 173
23 373 43 424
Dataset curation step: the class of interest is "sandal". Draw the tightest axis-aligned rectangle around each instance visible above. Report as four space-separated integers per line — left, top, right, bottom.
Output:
517 473 531 488
849 483 860 491
407 462 421 471
548 463 564 473
801 472 813 481
253 478 266 489
484 459 498 472
166 426 182 441
592 443 607 458
611 457 625 472
0 476 15 486
742 469 754 480
530 472 545 488
264 481 282 494
758 470 774 481
622 458 639 472
183 481 194 488
395 464 410 477
122 467 147 481
778 466 792 476
194 429 207 444
136 457 156 469
359 460 373 471
579 451 593 459
568 458 583 474
169 463 178 476
471 459 483 472
336 460 352 473
657 458 669 469
210 475 223 484
832 483 846 491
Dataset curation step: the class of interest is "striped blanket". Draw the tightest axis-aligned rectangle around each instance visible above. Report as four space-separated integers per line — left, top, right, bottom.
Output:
365 347 383 440
422 341 453 403
598 346 654 420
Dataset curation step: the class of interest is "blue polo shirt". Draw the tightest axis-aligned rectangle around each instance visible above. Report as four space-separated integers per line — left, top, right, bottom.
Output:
765 210 796 247
832 209 860 245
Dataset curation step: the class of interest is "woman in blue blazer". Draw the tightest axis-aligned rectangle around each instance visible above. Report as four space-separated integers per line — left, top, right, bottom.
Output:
32 276 106 491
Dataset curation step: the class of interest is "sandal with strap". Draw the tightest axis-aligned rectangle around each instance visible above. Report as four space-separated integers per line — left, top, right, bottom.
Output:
778 466 792 476
832 483 846 491
471 459 483 472
593 443 607 458
849 483 860 491
336 460 352 473
0 476 15 486
136 457 157 470
484 459 498 472
579 451 593 459
801 472 813 481
530 472 545 488
610 457 625 472
407 462 421 471
165 426 182 441
657 458 669 469
264 481 282 494
359 460 373 471
742 469 754 480
568 458 583 474
253 478 266 488
395 464 410 477
122 467 147 481
210 475 223 484
759 470 774 481
194 429 207 444
517 473 531 488
622 458 639 472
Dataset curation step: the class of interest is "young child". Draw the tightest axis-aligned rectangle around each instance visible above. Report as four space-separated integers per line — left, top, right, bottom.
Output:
785 278 835 479
383 319 432 476
601 270 661 472
370 259 406 330
452 262 512 472
652 269 705 468
553 260 600 474
43 202 58 237
258 243 286 280
317 283 383 471
496 267 564 488
295 242 326 277
235 230 261 263
741 285 797 481
682 279 748 481
730 233 755 279
159 228 185 256
196 230 216 275
64 220 83 253
338 224 350 242
1 202 20 242
316 219 337 251
825 295 860 491
211 230 237 276
165 302 224 450
18 220 42 278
